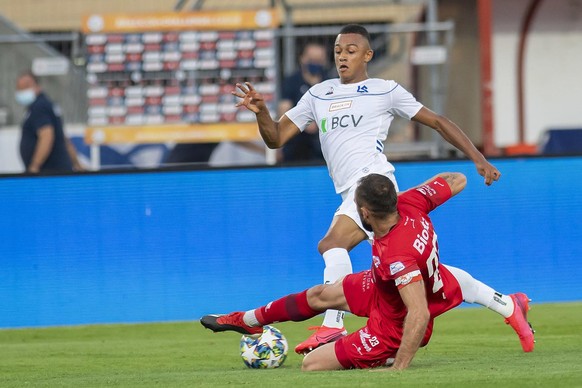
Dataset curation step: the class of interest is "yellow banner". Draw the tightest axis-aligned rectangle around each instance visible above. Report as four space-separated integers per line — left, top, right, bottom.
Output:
82 9 279 33
85 123 261 145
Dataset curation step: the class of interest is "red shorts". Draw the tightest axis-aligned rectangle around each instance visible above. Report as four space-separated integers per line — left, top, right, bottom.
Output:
334 270 435 369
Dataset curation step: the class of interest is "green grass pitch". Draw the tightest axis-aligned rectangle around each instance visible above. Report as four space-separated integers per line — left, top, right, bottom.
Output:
1 302 581 387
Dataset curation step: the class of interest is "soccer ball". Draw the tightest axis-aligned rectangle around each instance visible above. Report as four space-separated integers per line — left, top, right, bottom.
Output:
240 325 288 369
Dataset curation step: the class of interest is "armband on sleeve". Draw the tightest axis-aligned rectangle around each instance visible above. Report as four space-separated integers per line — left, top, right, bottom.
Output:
395 270 423 289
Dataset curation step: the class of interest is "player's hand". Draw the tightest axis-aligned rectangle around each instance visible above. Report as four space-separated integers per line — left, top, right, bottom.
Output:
476 160 501 186
232 82 266 114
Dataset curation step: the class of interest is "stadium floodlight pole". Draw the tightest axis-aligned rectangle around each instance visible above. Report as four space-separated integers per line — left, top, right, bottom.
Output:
280 0 296 77
517 0 544 145
425 0 445 158
478 0 496 156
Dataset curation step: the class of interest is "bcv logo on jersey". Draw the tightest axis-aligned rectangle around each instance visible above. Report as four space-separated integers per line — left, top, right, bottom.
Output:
357 85 368 93
320 114 363 133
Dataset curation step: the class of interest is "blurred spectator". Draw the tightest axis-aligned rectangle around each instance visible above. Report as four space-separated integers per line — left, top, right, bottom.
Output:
15 71 83 173
278 42 329 162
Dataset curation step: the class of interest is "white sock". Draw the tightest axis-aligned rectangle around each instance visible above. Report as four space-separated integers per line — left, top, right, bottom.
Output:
445 264 514 318
243 310 259 327
321 248 353 328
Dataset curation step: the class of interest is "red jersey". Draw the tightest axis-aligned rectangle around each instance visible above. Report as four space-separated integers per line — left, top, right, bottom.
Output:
371 177 463 325
334 177 464 369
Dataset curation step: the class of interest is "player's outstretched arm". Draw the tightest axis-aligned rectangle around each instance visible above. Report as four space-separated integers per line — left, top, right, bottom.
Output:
409 172 467 198
411 107 501 186
436 172 467 197
391 280 430 370
233 82 300 149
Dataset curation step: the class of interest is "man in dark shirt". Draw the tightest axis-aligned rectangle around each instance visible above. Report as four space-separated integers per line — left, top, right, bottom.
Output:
278 42 329 162
16 72 81 173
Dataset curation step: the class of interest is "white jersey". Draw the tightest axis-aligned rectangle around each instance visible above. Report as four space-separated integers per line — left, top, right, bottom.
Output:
285 78 423 193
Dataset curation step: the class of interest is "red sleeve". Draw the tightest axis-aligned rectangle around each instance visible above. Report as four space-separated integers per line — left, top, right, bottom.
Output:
399 177 452 213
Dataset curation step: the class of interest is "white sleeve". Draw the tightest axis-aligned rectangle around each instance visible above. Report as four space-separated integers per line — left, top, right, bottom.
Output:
387 84 423 119
284 91 315 133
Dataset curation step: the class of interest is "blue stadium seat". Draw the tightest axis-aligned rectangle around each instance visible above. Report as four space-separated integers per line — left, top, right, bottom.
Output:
540 128 582 155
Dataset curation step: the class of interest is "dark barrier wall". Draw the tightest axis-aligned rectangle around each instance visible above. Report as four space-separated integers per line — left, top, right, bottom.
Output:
1 157 581 328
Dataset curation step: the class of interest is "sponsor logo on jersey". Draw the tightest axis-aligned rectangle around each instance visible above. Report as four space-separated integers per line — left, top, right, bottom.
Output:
389 261 405 275
372 255 381 268
325 87 334 95
358 328 380 352
416 184 437 197
320 114 363 133
413 217 431 254
357 85 368 93
328 100 352 112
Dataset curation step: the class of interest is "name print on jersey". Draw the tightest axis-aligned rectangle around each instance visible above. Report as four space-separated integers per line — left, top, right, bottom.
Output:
329 100 352 112
413 217 431 255
320 114 363 133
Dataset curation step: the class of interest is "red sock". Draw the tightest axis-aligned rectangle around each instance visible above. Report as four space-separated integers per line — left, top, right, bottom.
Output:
254 290 320 325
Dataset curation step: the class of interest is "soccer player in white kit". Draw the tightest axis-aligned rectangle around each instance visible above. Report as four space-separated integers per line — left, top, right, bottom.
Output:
233 24 504 354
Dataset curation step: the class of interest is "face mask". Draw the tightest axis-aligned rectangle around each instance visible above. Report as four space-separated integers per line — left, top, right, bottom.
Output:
15 88 36 106
305 63 325 77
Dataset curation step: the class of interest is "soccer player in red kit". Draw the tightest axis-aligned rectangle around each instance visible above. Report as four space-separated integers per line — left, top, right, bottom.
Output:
201 172 534 370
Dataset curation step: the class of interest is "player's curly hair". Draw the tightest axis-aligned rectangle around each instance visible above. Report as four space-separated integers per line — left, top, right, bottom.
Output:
355 173 397 217
338 24 371 43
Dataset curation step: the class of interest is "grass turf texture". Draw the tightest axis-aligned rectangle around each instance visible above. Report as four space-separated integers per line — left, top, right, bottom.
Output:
1 302 581 387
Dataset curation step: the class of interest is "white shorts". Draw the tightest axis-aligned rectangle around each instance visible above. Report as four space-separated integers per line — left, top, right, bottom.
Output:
335 172 399 240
